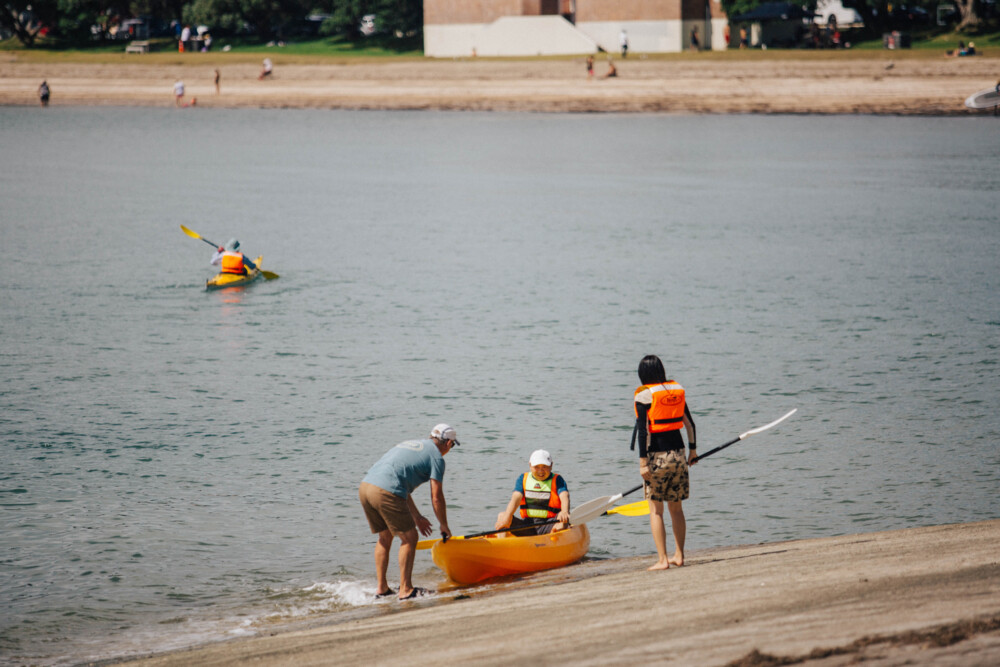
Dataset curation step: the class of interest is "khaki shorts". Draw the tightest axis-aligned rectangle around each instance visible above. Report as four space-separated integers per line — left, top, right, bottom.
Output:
643 450 690 503
359 482 415 535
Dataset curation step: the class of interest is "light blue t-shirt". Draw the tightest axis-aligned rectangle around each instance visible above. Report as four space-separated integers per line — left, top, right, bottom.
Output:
362 439 446 499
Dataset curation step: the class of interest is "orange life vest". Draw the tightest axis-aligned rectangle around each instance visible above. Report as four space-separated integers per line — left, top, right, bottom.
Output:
519 472 562 519
634 381 686 433
220 251 245 275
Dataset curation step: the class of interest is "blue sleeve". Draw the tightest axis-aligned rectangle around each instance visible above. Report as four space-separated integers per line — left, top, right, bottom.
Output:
555 474 568 495
514 474 524 495
244 256 257 270
430 455 445 483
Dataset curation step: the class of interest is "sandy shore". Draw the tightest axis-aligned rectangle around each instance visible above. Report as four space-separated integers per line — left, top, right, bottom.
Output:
3 53 999 114
110 520 1000 666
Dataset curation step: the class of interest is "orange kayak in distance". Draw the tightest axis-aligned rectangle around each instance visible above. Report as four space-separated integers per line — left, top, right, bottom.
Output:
431 524 590 585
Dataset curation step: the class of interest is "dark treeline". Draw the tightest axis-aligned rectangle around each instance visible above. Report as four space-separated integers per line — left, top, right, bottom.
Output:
2 0 422 46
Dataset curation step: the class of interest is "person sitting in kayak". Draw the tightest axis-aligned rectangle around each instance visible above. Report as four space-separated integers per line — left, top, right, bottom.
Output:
210 238 257 275
494 449 570 536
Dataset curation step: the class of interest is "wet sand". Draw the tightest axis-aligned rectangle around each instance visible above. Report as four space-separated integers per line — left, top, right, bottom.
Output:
2 53 999 114
113 520 1000 666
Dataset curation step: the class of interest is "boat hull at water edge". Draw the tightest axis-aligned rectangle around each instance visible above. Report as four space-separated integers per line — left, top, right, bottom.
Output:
206 255 263 290
431 524 590 585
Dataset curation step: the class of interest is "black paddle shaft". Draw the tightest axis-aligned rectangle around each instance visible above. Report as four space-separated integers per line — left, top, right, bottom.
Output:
690 436 740 465
195 236 220 249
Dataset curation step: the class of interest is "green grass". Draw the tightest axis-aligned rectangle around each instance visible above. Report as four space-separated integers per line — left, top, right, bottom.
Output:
0 34 422 62
3 27 999 62
844 24 1000 50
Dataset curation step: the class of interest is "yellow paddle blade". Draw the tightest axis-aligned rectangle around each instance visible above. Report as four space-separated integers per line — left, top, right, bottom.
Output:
180 224 202 240
416 538 439 550
606 500 649 517
261 270 279 280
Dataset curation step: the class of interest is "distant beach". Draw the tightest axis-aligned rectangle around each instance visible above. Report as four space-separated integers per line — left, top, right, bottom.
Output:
2 52 998 113
112 520 1000 666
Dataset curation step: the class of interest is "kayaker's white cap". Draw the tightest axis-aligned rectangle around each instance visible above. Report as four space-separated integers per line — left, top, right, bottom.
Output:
529 449 552 467
225 238 240 251
430 423 459 446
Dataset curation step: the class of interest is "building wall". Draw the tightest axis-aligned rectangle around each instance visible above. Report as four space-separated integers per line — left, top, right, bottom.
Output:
574 0 679 21
575 20 679 53
424 0 524 25
424 0 731 55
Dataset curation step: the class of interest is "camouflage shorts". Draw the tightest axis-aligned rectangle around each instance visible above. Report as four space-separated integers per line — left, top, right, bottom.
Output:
643 450 690 503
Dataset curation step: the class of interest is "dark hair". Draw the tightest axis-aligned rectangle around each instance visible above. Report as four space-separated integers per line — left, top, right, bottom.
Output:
638 355 667 385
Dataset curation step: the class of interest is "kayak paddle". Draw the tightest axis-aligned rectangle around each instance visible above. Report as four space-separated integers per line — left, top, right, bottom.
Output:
603 410 798 518
180 224 279 280
416 482 645 551
690 408 797 464
605 500 649 517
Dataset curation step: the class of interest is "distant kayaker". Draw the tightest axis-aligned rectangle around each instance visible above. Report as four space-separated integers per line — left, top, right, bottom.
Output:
633 355 697 571
494 449 570 536
210 238 256 275
359 424 458 600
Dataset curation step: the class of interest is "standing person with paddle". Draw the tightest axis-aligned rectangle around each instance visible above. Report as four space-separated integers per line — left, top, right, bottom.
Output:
359 424 458 600
633 354 697 570
210 238 256 276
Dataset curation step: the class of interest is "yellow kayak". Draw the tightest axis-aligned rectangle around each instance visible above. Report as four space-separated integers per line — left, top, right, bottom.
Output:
431 524 590 584
206 255 263 290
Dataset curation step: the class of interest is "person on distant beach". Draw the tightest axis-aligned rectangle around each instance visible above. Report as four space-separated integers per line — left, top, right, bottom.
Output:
359 424 457 600
945 41 975 57
619 29 628 58
494 450 571 536
179 24 190 53
632 355 697 571
214 68 220 94
38 80 50 107
602 60 618 78
173 79 184 106
259 57 273 80
211 238 256 274
739 26 749 49
690 26 700 52
586 54 594 79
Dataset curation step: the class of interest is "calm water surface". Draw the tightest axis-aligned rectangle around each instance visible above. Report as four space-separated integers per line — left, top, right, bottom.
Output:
1 108 998 665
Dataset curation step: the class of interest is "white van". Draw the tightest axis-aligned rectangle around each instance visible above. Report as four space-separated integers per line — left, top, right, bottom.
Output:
814 0 865 26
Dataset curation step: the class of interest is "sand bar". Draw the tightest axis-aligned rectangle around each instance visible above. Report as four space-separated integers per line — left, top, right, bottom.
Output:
113 519 1000 666
3 53 999 114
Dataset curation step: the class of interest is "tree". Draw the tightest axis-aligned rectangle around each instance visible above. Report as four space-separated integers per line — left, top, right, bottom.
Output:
2 0 58 45
319 0 421 39
951 0 980 29
183 0 311 40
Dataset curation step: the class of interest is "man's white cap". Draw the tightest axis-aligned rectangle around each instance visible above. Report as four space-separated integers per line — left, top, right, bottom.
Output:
430 423 459 446
529 449 552 467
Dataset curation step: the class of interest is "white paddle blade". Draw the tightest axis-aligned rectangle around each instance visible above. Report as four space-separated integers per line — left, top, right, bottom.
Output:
739 408 797 440
570 493 622 525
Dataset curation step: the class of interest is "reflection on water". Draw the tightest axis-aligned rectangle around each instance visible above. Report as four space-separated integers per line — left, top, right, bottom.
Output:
1 108 998 665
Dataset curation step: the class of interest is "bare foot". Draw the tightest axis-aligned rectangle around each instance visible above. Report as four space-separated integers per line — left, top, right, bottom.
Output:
669 555 684 567
647 560 670 571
